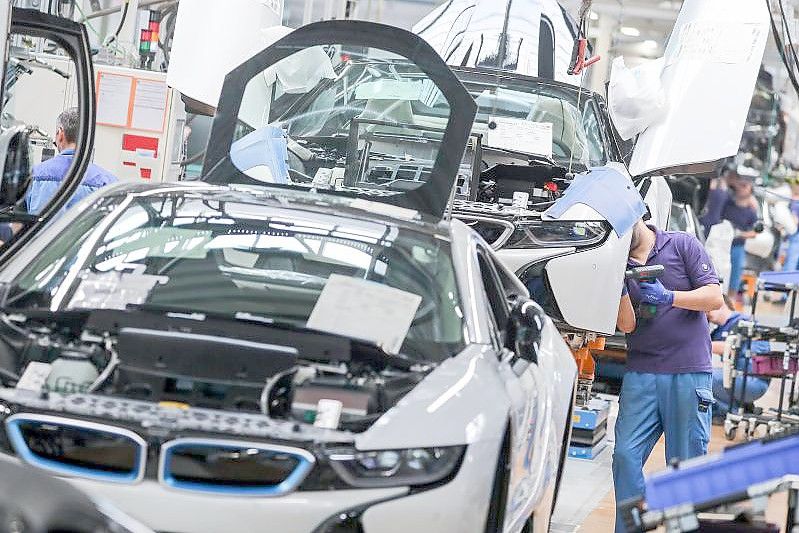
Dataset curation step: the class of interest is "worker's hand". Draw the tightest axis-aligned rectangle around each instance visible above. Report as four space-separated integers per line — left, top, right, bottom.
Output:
638 279 674 306
750 340 771 354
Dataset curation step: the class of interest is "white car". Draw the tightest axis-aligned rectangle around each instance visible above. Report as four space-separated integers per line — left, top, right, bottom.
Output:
0 13 576 533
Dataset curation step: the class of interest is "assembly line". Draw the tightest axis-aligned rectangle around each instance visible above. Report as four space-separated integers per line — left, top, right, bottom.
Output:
0 1 797 532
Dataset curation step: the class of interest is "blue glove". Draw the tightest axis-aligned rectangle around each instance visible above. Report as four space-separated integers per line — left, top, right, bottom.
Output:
750 340 771 354
638 279 674 306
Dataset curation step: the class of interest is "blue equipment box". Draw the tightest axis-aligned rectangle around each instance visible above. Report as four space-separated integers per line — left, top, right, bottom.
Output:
572 398 611 430
643 430 799 512
568 439 608 460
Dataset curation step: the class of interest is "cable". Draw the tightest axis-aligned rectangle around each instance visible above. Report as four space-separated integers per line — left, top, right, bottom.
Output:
778 0 799 75
106 0 131 46
767 0 799 98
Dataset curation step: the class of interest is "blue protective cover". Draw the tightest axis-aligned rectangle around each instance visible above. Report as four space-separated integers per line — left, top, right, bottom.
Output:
758 270 799 288
543 167 646 237
230 126 289 184
643 432 799 511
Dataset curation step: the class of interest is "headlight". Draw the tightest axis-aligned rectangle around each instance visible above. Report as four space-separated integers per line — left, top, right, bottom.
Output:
505 220 610 248
324 445 465 488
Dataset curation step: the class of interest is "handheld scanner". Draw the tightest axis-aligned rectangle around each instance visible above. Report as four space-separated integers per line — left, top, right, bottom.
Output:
624 265 665 320
625 265 665 283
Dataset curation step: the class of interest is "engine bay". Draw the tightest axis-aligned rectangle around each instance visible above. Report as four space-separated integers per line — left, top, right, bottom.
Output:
0 308 431 435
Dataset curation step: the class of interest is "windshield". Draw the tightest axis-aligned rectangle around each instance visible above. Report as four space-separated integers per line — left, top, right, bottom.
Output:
229 47 459 196
4 192 466 361
235 58 605 181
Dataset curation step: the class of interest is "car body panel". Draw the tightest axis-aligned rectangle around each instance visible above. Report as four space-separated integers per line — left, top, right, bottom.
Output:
627 0 769 177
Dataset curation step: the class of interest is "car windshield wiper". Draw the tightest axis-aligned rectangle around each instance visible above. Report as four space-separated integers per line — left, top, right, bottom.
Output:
125 303 429 369
481 144 561 168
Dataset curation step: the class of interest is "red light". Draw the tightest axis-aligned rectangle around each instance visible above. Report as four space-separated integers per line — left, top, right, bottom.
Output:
544 181 558 192
340 54 351 62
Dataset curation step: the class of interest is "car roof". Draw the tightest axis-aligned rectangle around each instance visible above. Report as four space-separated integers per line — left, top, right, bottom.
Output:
93 181 455 241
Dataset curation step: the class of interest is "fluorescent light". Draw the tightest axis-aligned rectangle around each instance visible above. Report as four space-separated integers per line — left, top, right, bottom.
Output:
620 26 640 37
642 39 658 49
589 11 598 20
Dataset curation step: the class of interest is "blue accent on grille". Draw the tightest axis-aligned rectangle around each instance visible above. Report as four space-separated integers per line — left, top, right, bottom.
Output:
160 441 314 496
4 415 145 484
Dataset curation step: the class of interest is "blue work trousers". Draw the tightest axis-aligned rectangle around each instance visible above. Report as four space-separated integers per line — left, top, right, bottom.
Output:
711 367 769 417
613 372 713 532
784 232 799 272
729 243 747 294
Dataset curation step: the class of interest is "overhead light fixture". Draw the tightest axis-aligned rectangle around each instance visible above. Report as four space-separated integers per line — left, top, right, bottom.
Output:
620 26 641 37
589 11 599 20
642 40 658 49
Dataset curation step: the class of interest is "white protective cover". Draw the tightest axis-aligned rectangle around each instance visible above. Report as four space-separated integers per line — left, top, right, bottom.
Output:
705 220 734 293
608 56 666 141
628 0 769 177
166 0 283 108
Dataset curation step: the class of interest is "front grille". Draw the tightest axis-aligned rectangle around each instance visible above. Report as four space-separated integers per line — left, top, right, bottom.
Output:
4 413 146 483
159 438 315 496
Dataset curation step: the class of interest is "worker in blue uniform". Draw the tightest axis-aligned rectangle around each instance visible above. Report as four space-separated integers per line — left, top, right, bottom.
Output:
707 297 769 420
614 219 723 532
26 107 117 215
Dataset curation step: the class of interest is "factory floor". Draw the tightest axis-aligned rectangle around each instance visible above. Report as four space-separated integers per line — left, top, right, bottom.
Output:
551 380 792 532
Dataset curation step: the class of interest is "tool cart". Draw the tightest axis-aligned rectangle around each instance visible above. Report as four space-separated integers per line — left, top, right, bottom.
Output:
723 271 799 441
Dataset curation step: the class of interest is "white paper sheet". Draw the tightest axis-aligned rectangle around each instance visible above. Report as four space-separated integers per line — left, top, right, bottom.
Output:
96 72 133 127
306 274 422 354
131 78 168 132
485 117 552 158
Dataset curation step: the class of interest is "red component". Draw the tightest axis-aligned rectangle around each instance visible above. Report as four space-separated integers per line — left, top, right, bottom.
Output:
141 29 151 41
544 181 558 192
567 38 600 76
340 53 351 62
140 168 152 180
122 161 136 167
149 21 159 31
122 134 159 158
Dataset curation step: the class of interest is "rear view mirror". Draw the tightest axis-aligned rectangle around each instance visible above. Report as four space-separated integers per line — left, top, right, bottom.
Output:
508 298 546 363
0 125 32 209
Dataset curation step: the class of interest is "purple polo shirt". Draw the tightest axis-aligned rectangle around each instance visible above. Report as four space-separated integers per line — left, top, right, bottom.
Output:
722 197 758 246
625 227 719 374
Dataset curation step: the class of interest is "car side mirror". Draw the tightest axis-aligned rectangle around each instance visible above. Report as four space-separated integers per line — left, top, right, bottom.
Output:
0 126 32 209
507 298 546 364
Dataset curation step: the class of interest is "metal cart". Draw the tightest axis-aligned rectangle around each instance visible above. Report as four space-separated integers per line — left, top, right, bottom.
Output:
723 271 799 441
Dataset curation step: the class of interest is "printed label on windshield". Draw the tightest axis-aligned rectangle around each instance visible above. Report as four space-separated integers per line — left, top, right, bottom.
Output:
68 272 168 310
485 117 552 158
306 274 422 354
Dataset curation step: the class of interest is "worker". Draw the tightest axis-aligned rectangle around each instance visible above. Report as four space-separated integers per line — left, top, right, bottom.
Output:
707 297 769 421
614 219 723 532
700 168 759 300
26 107 117 215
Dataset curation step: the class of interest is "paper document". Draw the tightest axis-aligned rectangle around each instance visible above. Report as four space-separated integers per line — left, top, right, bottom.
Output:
306 274 422 354
131 78 168 132
96 72 133 127
485 117 552 158
672 21 765 65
